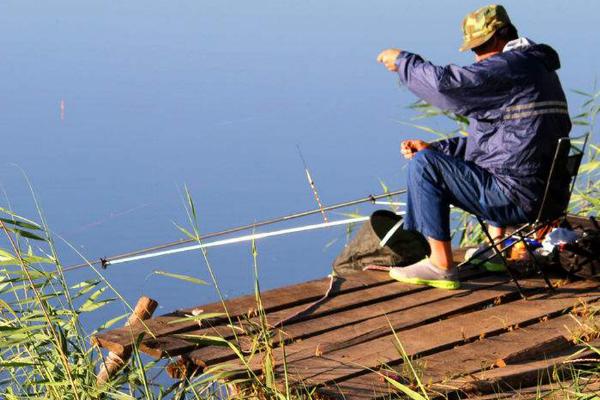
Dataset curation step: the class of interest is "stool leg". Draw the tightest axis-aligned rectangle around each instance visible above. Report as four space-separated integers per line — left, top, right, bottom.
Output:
476 216 527 299
517 231 554 292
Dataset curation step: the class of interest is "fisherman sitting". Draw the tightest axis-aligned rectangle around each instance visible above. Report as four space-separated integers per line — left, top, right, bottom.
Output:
376 4 571 289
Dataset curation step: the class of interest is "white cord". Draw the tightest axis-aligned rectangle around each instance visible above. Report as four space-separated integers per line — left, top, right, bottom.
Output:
373 201 406 206
106 215 376 266
379 219 404 248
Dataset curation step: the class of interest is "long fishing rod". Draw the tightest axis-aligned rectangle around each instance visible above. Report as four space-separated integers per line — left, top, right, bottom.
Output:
105 214 405 267
62 188 407 272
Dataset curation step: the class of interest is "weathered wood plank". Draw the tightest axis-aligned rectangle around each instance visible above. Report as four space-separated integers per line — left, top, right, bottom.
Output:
183 273 514 366
243 280 600 388
212 276 560 375
318 312 582 399
470 377 600 399
139 275 431 358
318 378 390 400
450 339 600 395
158 269 484 361
94 270 394 354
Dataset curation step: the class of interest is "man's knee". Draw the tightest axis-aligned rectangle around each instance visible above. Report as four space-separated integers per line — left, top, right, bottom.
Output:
412 148 439 162
409 149 439 174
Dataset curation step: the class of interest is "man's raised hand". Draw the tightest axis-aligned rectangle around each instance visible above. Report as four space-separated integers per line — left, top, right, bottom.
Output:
377 49 402 71
401 140 430 159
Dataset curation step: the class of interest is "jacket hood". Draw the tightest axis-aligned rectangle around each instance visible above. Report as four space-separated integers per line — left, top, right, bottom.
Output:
523 44 561 71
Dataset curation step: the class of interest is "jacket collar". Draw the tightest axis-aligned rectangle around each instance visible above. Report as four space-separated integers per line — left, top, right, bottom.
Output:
503 37 535 52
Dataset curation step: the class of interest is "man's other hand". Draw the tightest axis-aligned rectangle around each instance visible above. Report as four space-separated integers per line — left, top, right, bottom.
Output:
401 140 430 159
377 49 402 71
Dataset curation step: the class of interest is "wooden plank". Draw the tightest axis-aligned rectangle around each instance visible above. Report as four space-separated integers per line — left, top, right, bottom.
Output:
450 339 600 395
318 378 389 400
183 273 515 366
238 280 600 388
471 378 600 399
296 281 600 386
318 312 581 399
139 335 202 360
324 358 600 400
157 269 484 361
139 277 429 358
213 276 558 374
93 270 394 354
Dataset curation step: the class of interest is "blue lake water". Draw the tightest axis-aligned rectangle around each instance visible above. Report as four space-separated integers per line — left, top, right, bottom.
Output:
1 1 598 327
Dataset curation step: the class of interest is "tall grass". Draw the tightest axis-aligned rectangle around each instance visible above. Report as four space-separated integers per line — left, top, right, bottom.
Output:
0 191 312 399
569 88 600 214
0 209 123 399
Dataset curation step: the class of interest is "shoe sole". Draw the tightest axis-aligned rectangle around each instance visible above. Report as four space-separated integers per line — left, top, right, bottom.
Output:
389 270 460 290
482 261 507 272
467 255 507 272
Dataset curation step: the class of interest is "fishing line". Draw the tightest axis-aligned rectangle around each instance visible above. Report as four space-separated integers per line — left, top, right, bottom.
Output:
62 203 150 235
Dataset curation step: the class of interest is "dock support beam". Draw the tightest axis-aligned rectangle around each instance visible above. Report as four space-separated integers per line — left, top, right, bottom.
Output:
96 296 158 385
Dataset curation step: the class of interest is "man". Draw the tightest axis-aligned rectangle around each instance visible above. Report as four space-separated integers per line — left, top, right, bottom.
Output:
376 4 571 289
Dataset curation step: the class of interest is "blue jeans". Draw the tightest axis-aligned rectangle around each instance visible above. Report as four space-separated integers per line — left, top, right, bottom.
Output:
404 149 529 241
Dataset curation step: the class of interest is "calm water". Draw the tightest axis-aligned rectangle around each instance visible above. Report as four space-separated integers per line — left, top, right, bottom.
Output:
1 1 598 326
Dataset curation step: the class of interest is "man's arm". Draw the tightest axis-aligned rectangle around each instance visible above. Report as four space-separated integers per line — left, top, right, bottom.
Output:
378 50 472 159
396 52 505 118
428 136 468 159
378 49 511 119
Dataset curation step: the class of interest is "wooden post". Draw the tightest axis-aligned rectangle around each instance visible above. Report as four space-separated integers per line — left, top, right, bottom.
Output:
96 296 158 385
166 355 201 380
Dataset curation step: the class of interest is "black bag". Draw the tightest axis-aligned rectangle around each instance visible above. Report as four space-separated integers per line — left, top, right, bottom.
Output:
332 210 430 276
557 216 600 279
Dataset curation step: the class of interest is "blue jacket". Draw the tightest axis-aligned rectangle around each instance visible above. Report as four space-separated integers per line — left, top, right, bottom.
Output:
395 43 571 214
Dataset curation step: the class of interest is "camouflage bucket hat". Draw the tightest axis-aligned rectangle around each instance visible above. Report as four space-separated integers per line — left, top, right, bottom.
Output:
459 4 511 52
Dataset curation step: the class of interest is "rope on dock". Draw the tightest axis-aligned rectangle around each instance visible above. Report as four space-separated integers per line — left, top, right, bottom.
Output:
272 273 338 328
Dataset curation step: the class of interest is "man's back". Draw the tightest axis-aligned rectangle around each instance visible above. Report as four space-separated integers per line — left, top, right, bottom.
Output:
395 41 572 215
464 42 572 213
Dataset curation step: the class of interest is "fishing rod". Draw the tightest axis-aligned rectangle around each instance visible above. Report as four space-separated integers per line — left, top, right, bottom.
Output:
104 214 406 267
62 188 407 272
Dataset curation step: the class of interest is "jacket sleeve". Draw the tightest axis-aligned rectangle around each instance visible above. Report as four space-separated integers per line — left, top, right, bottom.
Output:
395 51 510 119
428 137 467 159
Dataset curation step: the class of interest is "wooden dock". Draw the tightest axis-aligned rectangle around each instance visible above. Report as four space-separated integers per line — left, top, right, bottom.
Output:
94 250 600 398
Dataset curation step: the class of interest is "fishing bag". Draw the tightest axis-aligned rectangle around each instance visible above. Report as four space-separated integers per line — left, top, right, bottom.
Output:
332 210 430 275
556 216 600 279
